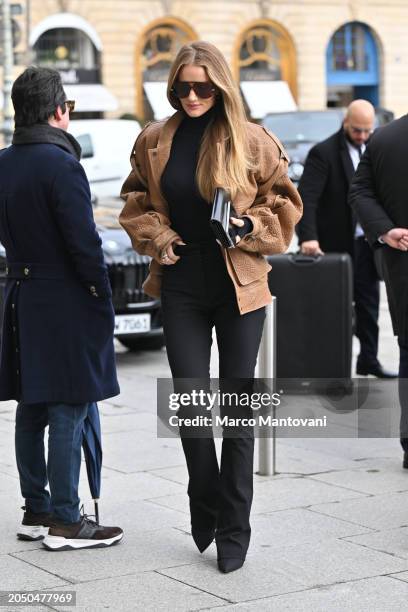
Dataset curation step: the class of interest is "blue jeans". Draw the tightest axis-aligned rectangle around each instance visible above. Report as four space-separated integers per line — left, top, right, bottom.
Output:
15 402 88 523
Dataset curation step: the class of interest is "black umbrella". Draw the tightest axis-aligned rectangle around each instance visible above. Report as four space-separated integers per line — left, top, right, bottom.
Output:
82 402 102 524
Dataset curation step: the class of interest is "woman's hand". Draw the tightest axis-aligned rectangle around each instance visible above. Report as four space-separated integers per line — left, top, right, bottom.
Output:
161 239 186 265
229 216 253 245
229 217 244 244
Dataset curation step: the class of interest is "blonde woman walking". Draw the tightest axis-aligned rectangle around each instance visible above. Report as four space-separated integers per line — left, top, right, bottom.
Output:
120 41 302 573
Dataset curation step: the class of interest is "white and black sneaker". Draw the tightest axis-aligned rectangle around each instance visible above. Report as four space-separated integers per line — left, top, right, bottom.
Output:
42 516 123 551
17 506 53 541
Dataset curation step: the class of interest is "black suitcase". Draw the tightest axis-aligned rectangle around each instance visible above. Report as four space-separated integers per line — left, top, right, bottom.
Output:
267 253 353 387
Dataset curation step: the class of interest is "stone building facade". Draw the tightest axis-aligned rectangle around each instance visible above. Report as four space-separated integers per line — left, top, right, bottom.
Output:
3 0 408 122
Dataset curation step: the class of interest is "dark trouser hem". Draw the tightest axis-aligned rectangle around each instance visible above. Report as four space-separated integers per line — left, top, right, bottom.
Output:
400 439 408 452
398 340 408 449
24 501 52 515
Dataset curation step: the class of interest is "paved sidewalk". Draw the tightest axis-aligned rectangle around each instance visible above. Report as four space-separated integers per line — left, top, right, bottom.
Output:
1 286 408 611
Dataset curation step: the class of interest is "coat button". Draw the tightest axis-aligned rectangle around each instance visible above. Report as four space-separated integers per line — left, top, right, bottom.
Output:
16 281 20 286
24 268 29 276
12 326 16 332
12 303 15 309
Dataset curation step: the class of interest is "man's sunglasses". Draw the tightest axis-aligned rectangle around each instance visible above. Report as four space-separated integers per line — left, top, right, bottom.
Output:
171 81 216 99
64 100 75 113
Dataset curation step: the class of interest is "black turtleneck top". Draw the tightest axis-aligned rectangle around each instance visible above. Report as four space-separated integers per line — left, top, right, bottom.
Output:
160 108 216 244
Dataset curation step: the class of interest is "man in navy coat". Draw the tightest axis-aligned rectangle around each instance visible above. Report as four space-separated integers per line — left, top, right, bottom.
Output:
0 67 122 550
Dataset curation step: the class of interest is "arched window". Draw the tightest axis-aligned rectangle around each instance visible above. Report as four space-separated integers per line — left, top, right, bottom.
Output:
234 21 297 118
30 14 117 117
326 22 380 107
136 18 197 121
34 28 100 75
238 25 282 80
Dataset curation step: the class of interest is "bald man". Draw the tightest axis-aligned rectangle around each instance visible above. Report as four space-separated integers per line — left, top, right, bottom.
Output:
297 99 397 379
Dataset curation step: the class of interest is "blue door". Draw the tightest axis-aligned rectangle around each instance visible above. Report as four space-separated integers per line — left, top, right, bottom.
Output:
326 22 379 106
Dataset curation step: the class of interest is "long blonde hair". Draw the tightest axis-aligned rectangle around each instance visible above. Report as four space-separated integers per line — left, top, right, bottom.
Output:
167 41 254 201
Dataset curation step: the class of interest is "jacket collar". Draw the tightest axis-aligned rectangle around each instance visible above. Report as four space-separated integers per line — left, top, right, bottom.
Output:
147 112 184 202
156 111 184 148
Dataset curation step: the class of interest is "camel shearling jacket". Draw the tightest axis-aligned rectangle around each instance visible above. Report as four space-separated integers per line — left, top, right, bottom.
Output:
119 111 303 315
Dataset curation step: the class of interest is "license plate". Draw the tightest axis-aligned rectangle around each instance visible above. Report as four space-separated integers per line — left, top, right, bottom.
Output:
114 313 151 335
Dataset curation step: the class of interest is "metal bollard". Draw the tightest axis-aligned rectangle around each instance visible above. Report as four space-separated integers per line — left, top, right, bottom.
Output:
257 297 277 475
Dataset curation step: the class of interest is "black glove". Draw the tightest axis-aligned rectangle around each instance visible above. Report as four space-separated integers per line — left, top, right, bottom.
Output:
228 216 253 243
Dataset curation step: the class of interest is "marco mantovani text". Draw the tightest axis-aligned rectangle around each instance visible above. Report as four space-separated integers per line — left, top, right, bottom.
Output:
168 415 328 428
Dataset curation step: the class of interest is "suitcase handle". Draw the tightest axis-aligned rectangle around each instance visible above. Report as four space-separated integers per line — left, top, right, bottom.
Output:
290 253 323 265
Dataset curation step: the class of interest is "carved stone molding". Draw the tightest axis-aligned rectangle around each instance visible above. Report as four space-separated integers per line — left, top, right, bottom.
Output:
57 0 70 12
258 0 270 19
161 0 172 14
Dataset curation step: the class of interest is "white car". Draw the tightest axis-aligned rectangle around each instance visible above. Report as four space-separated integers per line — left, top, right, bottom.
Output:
69 119 142 199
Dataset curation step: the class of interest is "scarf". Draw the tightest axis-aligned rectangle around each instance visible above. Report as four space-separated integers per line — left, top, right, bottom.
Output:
12 123 82 161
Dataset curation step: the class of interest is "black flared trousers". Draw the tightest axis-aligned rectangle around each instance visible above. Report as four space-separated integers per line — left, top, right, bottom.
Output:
161 241 265 557
354 236 380 368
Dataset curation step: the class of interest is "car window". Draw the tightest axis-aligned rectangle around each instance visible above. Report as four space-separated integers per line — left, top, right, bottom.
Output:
76 133 94 159
263 112 344 144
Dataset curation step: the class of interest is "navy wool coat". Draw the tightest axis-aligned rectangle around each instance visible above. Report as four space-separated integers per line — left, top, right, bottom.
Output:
0 131 120 404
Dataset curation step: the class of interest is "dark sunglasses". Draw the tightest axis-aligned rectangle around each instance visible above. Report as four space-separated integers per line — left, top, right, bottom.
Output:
172 81 216 99
64 100 75 113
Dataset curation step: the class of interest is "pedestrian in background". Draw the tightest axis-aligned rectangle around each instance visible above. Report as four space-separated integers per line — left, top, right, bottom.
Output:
120 41 302 573
0 67 123 551
349 114 408 466
297 100 397 379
